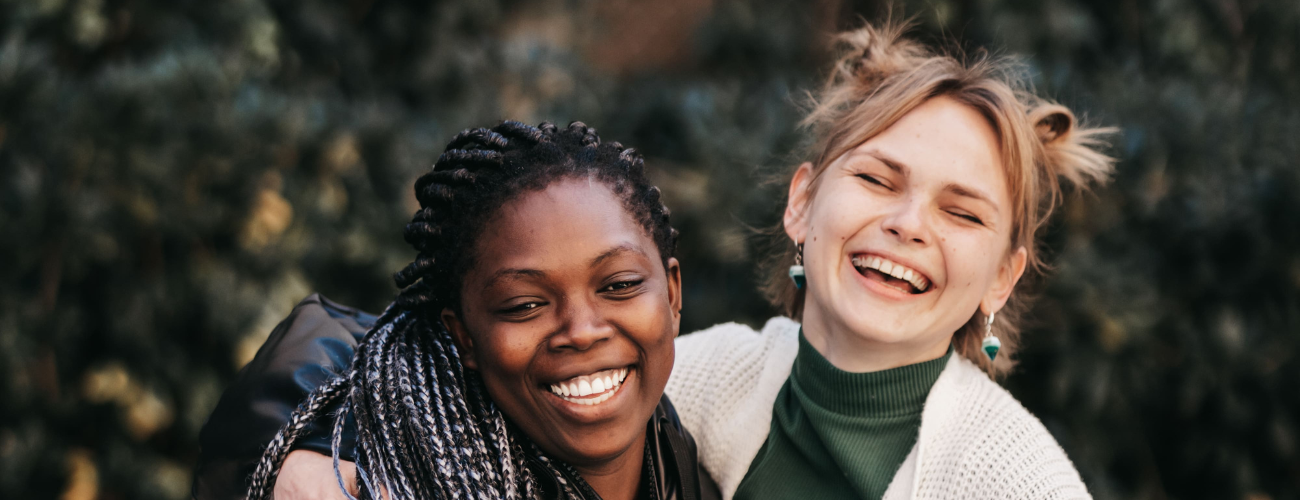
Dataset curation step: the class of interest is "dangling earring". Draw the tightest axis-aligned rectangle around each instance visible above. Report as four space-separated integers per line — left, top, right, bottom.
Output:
788 243 806 289
981 312 1001 361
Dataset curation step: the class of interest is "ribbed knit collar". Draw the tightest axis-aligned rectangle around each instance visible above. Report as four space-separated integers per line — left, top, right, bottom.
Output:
791 329 951 417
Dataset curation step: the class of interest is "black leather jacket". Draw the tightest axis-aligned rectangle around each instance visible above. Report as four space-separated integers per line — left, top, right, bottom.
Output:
193 294 718 500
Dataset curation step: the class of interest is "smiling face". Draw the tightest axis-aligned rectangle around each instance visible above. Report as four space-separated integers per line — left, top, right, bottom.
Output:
785 96 1028 370
441 177 681 472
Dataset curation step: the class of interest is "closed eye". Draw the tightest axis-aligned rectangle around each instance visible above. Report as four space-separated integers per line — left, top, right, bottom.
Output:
856 174 890 189
950 211 984 226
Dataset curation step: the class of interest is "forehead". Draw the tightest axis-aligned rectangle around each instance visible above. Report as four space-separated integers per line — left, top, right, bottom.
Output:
471 177 657 273
842 96 1007 200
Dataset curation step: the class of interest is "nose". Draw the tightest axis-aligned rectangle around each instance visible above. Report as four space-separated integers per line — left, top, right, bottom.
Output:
881 196 930 245
549 297 615 351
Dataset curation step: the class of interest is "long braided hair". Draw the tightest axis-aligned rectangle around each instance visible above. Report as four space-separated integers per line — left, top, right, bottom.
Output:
246 121 679 499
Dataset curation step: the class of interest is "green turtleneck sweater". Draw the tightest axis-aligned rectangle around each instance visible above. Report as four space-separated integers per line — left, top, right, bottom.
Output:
733 332 951 500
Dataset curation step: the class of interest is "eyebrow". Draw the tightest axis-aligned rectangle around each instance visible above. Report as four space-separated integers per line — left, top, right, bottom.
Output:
481 244 648 289
944 182 999 213
865 149 999 213
589 243 648 267
865 150 909 176
483 268 546 289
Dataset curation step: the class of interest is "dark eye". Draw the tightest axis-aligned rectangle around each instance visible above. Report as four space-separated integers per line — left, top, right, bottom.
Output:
602 280 643 294
501 301 544 315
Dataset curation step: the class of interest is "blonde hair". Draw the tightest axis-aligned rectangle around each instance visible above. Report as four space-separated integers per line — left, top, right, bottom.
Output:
763 20 1116 377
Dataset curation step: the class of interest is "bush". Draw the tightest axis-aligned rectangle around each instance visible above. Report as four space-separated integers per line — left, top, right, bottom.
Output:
1 0 1296 498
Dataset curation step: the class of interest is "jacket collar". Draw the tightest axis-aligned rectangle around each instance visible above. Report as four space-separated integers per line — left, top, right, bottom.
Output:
525 395 707 500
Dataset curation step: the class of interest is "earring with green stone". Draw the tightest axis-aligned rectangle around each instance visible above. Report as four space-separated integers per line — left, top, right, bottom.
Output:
788 243 806 289
981 312 1001 361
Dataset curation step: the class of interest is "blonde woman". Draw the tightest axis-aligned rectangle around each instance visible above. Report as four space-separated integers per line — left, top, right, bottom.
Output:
206 20 1112 500
665 21 1113 500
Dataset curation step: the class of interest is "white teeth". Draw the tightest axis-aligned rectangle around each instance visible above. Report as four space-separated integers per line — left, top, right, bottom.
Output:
570 390 617 406
851 255 930 292
547 367 631 405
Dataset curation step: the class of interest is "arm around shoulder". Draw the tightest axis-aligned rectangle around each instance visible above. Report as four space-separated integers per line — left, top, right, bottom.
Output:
665 317 801 499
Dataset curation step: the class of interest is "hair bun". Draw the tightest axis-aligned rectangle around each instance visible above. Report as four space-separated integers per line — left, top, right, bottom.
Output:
832 21 926 90
1031 105 1074 144
1028 103 1116 188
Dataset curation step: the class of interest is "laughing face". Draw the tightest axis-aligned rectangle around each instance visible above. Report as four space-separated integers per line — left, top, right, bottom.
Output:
442 178 681 475
785 96 1027 371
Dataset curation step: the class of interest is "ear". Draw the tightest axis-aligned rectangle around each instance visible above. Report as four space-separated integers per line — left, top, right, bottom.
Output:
664 257 683 337
441 308 478 370
980 246 1028 316
783 162 816 244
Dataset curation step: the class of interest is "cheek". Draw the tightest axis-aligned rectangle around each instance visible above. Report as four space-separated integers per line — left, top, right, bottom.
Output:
812 190 862 232
620 298 677 381
473 328 543 386
469 332 547 431
938 231 1002 292
813 183 899 238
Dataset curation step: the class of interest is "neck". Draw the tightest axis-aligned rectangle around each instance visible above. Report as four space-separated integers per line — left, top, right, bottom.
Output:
572 435 647 500
801 302 951 373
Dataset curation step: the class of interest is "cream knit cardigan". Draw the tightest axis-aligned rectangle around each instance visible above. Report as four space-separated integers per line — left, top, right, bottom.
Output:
665 317 1092 500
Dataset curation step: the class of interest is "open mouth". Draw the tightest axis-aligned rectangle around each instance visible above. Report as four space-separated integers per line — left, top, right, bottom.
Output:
851 255 931 295
547 367 630 406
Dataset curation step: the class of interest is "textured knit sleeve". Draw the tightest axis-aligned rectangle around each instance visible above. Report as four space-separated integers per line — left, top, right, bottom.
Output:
986 414 1092 500
911 357 1092 500
665 317 801 500
958 399 1091 499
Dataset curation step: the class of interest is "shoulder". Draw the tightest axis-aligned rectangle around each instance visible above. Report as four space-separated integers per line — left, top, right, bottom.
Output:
914 356 1091 500
194 294 377 499
271 294 375 350
668 317 799 401
666 317 800 499
200 294 376 452
651 395 723 500
673 316 800 363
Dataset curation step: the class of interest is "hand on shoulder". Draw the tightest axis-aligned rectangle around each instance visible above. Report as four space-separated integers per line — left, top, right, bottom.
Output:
273 450 358 500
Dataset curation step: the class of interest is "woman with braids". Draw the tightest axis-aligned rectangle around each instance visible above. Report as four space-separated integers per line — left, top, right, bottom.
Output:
193 121 718 500
211 18 1117 500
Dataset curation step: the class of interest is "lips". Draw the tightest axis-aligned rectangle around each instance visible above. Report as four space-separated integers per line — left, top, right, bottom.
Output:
547 367 630 406
851 254 932 294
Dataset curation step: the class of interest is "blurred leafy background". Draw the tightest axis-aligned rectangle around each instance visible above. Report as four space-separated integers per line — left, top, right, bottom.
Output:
1 0 1298 498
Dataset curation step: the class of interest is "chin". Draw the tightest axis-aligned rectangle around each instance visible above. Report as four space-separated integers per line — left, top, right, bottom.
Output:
839 305 929 344
550 426 643 467
849 324 921 345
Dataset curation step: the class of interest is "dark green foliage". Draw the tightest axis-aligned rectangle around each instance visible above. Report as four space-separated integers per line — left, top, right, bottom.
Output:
0 0 1296 498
